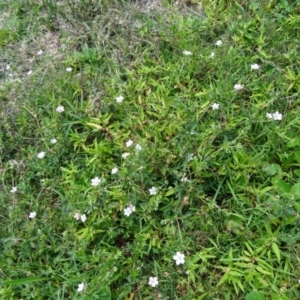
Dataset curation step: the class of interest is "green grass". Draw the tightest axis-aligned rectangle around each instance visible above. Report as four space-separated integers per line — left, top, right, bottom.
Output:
1 0 300 299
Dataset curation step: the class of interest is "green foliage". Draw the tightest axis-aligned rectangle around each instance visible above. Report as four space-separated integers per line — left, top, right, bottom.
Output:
1 0 300 299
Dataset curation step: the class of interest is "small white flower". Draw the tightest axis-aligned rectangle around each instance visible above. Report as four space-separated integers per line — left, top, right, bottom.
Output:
234 83 244 91
126 139 133 147
272 111 283 121
37 50 43 55
116 95 124 103
111 167 118 174
91 177 101 186
77 283 85 292
29 211 37 219
124 207 132 217
66 67 72 72
37 151 46 159
181 177 188 182
129 204 136 212
124 204 136 217
148 277 159 287
122 152 130 159
56 105 65 113
10 186 17 193
74 213 81 220
211 103 219 110
298 279 300 284
27 70 32 75
251 63 260 70
266 111 283 121
6 64 10 70
209 52 215 58
173 251 185 265
215 40 222 47
182 50 192 56
149 186 157 195
135 144 142 151
187 153 194 162
80 214 87 222
50 138 57 144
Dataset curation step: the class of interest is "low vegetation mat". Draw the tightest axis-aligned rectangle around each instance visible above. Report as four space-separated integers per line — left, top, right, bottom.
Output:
1 0 300 299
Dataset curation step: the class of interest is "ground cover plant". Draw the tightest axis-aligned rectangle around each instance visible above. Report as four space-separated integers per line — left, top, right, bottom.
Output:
1 0 300 299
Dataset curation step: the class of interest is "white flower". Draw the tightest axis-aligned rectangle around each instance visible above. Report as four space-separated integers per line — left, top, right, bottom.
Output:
135 144 142 151
37 151 46 159
122 152 130 159
129 204 136 212
215 40 222 47
37 50 43 55
149 186 157 195
187 153 194 162
50 138 57 144
209 52 215 58
124 207 132 217
173 252 185 265
10 186 17 193
211 103 219 110
124 204 136 217
234 83 244 91
251 63 260 70
126 139 133 147
272 111 283 120
6 64 10 70
181 177 188 182
74 212 81 220
266 111 283 121
77 283 85 292
66 67 72 72
27 70 32 75
148 277 159 287
56 105 65 113
182 50 192 56
80 214 87 222
91 177 101 186
111 167 118 174
116 96 124 103
29 211 37 219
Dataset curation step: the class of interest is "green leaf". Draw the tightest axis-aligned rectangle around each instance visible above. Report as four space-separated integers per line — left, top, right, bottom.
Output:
295 151 300 164
165 188 175 197
287 138 300 148
263 163 281 176
256 265 273 275
246 291 265 300
272 178 291 194
4 277 49 285
271 242 281 262
290 182 300 197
